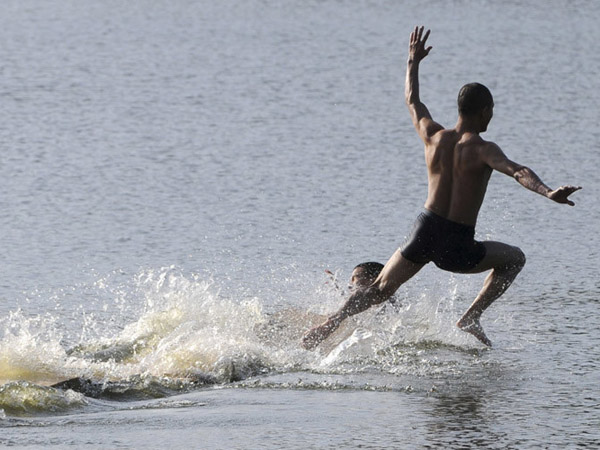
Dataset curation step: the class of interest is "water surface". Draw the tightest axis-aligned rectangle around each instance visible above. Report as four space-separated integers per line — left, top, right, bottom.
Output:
1 1 598 448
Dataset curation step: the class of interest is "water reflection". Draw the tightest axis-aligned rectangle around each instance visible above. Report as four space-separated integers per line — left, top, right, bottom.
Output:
425 387 510 448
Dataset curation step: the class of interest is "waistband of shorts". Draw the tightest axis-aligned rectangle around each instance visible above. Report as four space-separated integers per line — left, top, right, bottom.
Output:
421 208 476 233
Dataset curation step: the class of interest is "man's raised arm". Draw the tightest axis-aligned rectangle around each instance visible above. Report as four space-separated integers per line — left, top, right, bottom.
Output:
405 26 443 142
483 142 582 205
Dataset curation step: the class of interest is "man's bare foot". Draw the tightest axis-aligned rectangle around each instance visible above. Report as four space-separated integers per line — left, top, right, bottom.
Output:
457 317 492 347
301 319 337 350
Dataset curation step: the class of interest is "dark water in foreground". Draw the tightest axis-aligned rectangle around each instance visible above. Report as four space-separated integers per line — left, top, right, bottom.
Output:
1 1 599 448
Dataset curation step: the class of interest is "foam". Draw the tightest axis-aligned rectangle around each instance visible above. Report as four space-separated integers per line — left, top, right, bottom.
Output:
0 266 490 409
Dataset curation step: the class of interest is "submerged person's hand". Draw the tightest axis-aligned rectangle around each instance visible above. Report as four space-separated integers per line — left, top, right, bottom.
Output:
301 318 338 350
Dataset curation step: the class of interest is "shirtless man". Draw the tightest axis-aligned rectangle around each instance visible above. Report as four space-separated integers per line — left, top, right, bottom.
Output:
302 26 581 349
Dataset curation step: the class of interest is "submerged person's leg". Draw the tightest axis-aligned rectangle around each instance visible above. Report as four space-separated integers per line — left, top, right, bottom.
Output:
457 241 526 346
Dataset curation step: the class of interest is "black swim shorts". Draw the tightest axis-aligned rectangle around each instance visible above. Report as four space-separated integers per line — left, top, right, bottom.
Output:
400 209 486 273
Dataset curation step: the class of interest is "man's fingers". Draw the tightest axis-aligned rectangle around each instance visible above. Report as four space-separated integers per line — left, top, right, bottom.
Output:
411 26 427 43
564 185 582 196
552 185 581 205
410 27 432 52
423 29 430 43
566 186 580 206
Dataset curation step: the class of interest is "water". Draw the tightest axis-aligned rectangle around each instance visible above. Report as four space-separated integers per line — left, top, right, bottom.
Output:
1 0 599 448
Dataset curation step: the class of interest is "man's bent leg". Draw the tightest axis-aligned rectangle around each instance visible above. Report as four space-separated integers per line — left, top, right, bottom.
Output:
302 250 424 350
457 241 526 346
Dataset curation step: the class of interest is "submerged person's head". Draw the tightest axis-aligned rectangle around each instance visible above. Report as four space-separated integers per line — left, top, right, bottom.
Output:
457 83 494 131
350 262 384 288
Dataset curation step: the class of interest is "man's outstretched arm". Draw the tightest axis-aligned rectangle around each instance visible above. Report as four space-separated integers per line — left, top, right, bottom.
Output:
484 143 582 205
405 26 443 142
513 166 581 205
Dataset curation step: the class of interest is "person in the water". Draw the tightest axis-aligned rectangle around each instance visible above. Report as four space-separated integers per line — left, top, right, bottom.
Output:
349 262 384 289
302 26 581 349
326 261 385 293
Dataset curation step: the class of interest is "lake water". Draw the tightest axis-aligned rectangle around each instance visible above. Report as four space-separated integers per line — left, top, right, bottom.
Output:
1 1 599 448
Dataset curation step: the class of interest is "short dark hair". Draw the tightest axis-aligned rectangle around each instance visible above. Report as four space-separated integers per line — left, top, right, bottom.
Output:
353 262 384 278
457 83 493 116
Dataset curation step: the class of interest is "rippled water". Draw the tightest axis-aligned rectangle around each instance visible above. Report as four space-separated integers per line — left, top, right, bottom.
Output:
1 1 599 448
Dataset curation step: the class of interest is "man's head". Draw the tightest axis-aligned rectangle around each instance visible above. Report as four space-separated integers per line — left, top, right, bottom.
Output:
457 83 494 131
350 262 384 289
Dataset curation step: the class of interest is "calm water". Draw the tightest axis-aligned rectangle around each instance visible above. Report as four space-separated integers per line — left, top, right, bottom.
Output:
1 1 599 448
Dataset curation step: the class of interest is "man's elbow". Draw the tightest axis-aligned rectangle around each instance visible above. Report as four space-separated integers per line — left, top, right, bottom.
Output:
405 89 418 106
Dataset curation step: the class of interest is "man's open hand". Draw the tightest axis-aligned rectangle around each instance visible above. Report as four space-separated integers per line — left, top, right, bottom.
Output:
548 185 582 206
409 26 432 63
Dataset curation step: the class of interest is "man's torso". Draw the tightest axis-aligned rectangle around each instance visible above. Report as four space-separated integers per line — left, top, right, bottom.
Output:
423 129 493 226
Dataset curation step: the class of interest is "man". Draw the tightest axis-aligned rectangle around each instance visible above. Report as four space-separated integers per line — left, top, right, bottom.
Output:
302 26 580 350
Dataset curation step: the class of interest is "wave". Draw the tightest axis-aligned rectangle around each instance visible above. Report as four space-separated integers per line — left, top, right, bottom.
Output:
0 266 487 416
0 381 87 417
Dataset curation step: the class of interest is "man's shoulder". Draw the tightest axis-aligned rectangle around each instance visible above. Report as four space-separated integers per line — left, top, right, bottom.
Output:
478 139 503 155
429 127 457 144
459 134 500 152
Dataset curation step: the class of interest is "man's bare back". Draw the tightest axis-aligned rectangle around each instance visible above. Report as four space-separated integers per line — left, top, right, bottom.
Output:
301 26 581 351
423 130 493 226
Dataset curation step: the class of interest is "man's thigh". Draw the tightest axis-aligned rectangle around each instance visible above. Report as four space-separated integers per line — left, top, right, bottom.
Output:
467 241 525 274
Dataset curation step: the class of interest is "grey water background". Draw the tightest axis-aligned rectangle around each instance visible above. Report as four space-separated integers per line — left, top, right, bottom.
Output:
1 0 599 448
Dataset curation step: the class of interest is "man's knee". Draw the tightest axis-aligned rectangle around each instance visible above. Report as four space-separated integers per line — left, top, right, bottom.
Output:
514 246 526 268
506 246 526 272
